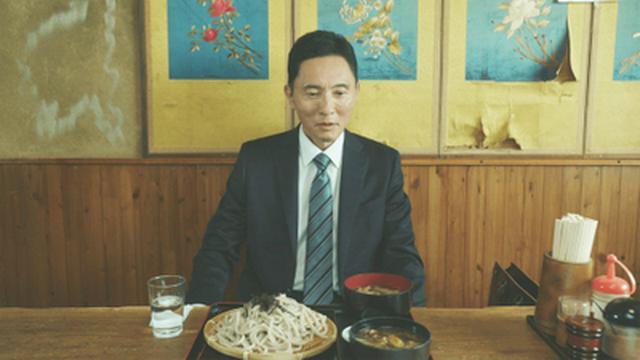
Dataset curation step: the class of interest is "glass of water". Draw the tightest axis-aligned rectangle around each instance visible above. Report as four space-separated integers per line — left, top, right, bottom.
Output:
147 274 186 338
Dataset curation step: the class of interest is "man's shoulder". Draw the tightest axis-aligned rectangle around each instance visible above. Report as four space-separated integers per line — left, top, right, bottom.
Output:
240 128 296 153
347 131 400 158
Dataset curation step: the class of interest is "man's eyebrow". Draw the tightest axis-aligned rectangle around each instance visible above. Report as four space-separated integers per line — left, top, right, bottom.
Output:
301 83 351 90
331 83 350 89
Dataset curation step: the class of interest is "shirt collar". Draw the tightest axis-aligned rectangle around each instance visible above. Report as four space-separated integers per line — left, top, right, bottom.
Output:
299 126 344 169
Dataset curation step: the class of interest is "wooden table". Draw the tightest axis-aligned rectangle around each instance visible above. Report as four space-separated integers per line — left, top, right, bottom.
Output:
0 306 556 359
412 307 556 359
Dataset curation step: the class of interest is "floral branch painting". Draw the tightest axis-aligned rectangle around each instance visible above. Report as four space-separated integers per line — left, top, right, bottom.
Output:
618 33 640 75
613 0 640 81
318 0 417 80
167 0 268 79
494 0 558 70
340 0 411 74
189 0 262 74
465 0 568 81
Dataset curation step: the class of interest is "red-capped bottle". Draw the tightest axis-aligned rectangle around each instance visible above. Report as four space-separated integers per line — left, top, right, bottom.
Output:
591 254 636 320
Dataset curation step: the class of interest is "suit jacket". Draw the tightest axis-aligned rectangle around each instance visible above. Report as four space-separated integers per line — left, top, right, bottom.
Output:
187 128 426 306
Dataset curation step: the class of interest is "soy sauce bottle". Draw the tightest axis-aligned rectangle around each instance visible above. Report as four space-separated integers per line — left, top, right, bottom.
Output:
565 315 605 360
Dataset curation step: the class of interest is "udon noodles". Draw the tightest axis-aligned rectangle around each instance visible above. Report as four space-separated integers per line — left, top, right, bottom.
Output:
211 294 330 354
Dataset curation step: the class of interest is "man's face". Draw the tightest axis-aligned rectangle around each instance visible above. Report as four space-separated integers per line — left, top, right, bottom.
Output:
285 55 358 150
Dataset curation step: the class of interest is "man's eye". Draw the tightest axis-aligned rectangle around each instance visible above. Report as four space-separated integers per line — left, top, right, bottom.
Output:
306 92 320 97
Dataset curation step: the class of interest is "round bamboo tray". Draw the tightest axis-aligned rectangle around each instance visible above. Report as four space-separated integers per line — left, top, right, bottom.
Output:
204 308 337 359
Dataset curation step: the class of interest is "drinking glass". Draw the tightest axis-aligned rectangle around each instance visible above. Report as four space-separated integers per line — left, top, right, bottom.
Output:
147 274 186 338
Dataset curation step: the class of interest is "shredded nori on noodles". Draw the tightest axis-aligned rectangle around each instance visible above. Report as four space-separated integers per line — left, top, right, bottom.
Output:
243 293 277 316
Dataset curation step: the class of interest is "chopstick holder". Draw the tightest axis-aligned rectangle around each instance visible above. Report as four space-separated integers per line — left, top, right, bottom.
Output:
534 213 598 336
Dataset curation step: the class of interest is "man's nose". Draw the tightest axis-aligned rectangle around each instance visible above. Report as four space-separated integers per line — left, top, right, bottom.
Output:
319 93 336 115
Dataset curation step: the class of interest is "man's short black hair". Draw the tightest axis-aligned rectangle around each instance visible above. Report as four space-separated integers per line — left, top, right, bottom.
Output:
287 30 358 89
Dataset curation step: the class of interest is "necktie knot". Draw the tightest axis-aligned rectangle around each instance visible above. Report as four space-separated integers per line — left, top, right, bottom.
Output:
313 153 331 172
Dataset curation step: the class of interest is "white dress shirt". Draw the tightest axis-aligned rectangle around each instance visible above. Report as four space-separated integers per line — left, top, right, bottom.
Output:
293 127 344 292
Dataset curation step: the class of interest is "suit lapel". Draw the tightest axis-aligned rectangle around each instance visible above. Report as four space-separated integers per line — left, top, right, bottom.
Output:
274 129 299 259
338 130 366 281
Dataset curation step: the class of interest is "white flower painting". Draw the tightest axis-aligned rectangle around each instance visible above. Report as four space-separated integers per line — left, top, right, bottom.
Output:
466 0 568 81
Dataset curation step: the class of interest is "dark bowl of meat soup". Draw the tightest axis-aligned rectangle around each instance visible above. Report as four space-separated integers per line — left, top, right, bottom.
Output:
343 273 412 317
349 316 431 360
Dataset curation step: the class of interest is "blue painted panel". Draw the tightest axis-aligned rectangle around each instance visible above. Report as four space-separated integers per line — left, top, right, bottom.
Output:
465 0 568 82
167 0 269 79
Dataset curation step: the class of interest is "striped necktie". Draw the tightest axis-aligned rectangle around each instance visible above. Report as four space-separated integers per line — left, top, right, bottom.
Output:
303 153 334 305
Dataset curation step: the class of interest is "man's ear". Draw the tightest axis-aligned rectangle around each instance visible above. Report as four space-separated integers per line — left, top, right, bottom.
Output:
284 85 294 107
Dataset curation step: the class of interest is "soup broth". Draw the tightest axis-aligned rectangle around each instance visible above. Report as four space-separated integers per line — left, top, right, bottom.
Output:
354 285 402 295
354 326 422 350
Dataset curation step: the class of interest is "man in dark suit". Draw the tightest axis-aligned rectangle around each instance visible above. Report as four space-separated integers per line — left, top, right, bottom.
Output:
187 30 425 306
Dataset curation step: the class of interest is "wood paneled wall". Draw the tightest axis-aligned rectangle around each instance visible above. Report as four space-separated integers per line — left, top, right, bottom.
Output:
1 159 639 308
